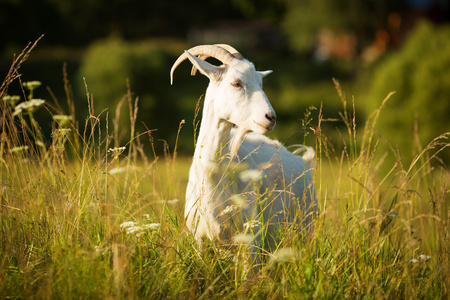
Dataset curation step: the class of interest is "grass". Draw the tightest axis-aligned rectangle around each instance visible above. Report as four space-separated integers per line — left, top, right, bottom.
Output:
1 41 449 299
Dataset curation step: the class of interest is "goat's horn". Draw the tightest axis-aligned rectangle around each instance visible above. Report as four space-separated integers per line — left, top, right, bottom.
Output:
214 44 244 60
170 45 239 84
190 44 244 76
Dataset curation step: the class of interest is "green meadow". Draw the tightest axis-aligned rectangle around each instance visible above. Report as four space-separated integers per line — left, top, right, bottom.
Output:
1 39 449 299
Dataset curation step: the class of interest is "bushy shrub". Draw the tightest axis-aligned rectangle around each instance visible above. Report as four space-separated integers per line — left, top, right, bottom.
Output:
366 21 450 164
78 38 191 148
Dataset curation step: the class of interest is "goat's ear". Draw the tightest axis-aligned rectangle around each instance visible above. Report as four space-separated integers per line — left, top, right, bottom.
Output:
184 51 223 81
259 70 273 78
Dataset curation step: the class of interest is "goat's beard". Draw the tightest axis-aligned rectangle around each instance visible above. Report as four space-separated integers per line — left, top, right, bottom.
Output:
229 127 251 159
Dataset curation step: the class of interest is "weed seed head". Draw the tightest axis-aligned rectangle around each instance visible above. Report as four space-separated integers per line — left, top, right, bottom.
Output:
23 81 42 91
120 221 160 237
120 221 138 229
108 146 126 159
219 205 239 216
231 195 247 207
109 167 126 175
239 169 262 183
232 233 254 245
271 247 298 264
53 115 73 127
13 99 45 116
10 146 29 154
2 95 20 106
243 220 261 230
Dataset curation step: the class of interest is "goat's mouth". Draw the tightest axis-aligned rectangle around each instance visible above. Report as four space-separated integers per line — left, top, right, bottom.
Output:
254 120 275 132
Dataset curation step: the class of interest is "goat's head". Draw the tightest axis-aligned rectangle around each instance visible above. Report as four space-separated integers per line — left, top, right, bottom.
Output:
171 44 276 135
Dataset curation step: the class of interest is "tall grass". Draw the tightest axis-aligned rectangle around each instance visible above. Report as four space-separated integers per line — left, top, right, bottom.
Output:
1 41 449 299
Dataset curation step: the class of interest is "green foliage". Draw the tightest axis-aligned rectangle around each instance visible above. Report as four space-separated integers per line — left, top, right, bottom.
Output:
281 0 398 53
80 38 132 108
2 43 450 298
78 38 191 146
3 32 450 299
282 1 339 52
366 21 450 163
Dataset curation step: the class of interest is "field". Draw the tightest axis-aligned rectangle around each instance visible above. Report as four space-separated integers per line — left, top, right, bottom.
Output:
1 41 449 299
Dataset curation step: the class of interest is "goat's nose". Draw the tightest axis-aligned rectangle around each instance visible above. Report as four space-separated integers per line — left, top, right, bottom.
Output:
265 113 276 123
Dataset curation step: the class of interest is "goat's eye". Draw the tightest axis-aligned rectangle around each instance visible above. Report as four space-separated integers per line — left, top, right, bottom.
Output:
231 81 242 88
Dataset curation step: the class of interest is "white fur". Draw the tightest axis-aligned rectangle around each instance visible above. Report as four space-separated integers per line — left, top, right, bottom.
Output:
174 50 316 248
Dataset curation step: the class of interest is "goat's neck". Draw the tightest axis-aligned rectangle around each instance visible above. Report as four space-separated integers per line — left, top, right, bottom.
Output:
194 96 232 166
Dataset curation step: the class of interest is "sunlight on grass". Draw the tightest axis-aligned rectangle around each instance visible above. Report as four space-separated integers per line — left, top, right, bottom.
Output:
1 40 449 298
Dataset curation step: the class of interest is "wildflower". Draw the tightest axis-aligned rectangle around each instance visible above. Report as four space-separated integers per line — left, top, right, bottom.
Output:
244 220 261 230
109 167 126 175
53 114 73 127
23 81 42 91
2 95 20 106
271 247 298 263
120 221 160 237
233 233 254 245
10 146 29 154
231 195 247 207
142 223 161 230
239 169 261 182
218 205 239 217
13 99 45 116
419 254 432 261
53 128 72 139
410 254 432 263
125 226 142 234
120 221 138 230
108 146 126 159
155 199 180 205
166 199 179 205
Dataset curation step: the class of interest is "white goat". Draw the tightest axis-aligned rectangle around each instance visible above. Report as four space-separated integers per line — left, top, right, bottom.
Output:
171 44 316 250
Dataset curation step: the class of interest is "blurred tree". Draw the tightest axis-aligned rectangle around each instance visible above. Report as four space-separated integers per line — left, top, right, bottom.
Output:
78 37 198 149
281 0 406 53
366 21 450 164
1 0 251 51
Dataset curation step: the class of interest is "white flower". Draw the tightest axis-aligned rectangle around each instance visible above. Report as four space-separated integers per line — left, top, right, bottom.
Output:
2 95 20 106
166 199 179 205
233 233 254 245
271 247 298 263
126 226 144 235
13 99 45 116
109 167 126 174
239 169 261 182
231 195 247 207
120 221 138 229
55 128 71 135
120 221 160 237
142 223 161 230
23 81 42 90
108 146 126 158
155 199 180 205
219 205 239 217
410 254 432 263
419 254 432 261
244 220 261 230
